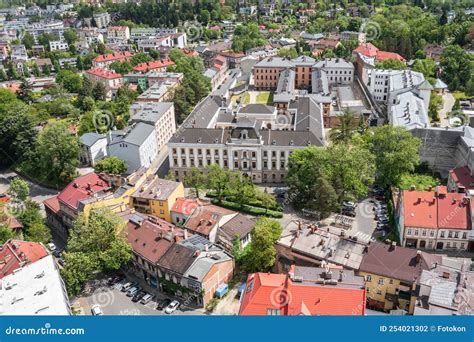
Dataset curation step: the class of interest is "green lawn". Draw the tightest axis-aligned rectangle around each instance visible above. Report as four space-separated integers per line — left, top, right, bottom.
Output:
452 91 473 101
256 92 273 104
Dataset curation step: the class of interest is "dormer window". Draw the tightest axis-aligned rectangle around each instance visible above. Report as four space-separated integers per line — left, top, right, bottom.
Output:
240 129 248 140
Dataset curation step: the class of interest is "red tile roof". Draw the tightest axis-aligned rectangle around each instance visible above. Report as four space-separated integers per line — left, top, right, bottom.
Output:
171 198 209 216
354 42 405 62
449 166 474 190
0 239 49 278
93 51 133 64
239 272 366 316
57 173 110 211
86 67 123 80
403 189 470 230
132 59 175 72
86 68 122 80
127 216 184 264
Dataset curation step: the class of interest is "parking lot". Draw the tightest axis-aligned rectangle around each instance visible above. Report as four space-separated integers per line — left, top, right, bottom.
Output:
77 276 206 316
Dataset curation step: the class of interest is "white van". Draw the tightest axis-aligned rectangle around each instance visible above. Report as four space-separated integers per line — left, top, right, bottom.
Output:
140 293 153 305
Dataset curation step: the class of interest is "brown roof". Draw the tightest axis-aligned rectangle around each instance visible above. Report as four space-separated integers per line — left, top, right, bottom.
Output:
127 216 183 264
158 243 197 274
184 204 235 237
132 177 181 201
220 213 254 238
43 196 60 214
359 242 442 283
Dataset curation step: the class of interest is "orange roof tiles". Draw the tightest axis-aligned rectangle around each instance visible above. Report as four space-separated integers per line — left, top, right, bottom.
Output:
403 189 470 230
86 67 123 79
93 51 133 64
239 272 366 316
132 59 175 72
354 42 405 62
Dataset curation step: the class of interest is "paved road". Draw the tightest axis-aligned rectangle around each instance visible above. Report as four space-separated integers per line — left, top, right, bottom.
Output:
439 92 455 127
0 169 58 205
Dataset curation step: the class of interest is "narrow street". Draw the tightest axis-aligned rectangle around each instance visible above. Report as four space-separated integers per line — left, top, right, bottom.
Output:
438 92 455 127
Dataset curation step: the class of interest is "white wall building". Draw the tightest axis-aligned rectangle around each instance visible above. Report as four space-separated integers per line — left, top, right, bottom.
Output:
0 255 71 315
107 122 158 174
79 133 108 166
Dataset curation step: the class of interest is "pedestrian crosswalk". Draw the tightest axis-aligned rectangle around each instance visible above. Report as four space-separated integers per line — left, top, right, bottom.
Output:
351 231 372 243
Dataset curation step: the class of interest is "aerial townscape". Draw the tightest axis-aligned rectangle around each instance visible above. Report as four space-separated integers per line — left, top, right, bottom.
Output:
0 0 473 318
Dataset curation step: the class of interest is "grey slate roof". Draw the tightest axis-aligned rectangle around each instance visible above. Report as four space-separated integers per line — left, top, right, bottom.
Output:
109 122 155 147
80 132 105 147
238 104 275 115
130 102 173 125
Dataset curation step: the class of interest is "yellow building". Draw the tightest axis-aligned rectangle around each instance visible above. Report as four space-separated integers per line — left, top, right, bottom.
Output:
357 241 442 314
129 176 184 222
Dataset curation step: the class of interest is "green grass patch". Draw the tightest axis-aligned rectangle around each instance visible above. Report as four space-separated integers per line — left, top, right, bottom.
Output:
452 91 472 101
256 92 273 104
399 173 440 191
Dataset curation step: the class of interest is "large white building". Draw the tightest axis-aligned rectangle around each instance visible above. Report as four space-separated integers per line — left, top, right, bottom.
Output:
129 102 176 151
0 255 71 315
79 132 108 166
107 122 158 174
167 94 325 183
366 69 432 130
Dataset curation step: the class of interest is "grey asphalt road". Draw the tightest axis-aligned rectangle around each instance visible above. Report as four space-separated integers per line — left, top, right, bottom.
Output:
81 287 205 316
0 169 58 205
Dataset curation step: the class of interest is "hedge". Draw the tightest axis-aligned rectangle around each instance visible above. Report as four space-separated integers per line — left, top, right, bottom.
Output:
210 199 283 218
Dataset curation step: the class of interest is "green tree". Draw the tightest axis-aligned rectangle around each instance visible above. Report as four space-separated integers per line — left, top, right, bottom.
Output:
184 167 207 198
56 70 83 93
277 47 298 59
256 190 277 214
63 28 78 45
375 58 406 70
69 209 132 271
21 32 35 50
7 177 29 202
61 252 100 297
206 164 231 203
35 122 79 184
429 91 443 122
227 173 256 208
93 82 107 101
93 157 128 175
412 59 436 82
25 222 51 245
0 101 37 166
0 224 15 244
440 45 474 91
329 109 360 144
363 125 421 188
241 218 282 272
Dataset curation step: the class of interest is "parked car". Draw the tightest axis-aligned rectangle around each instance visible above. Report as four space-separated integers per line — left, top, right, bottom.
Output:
156 298 171 310
91 304 103 316
47 242 56 252
121 282 133 292
140 294 153 305
126 286 140 297
132 290 146 302
164 300 180 314
342 201 356 208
